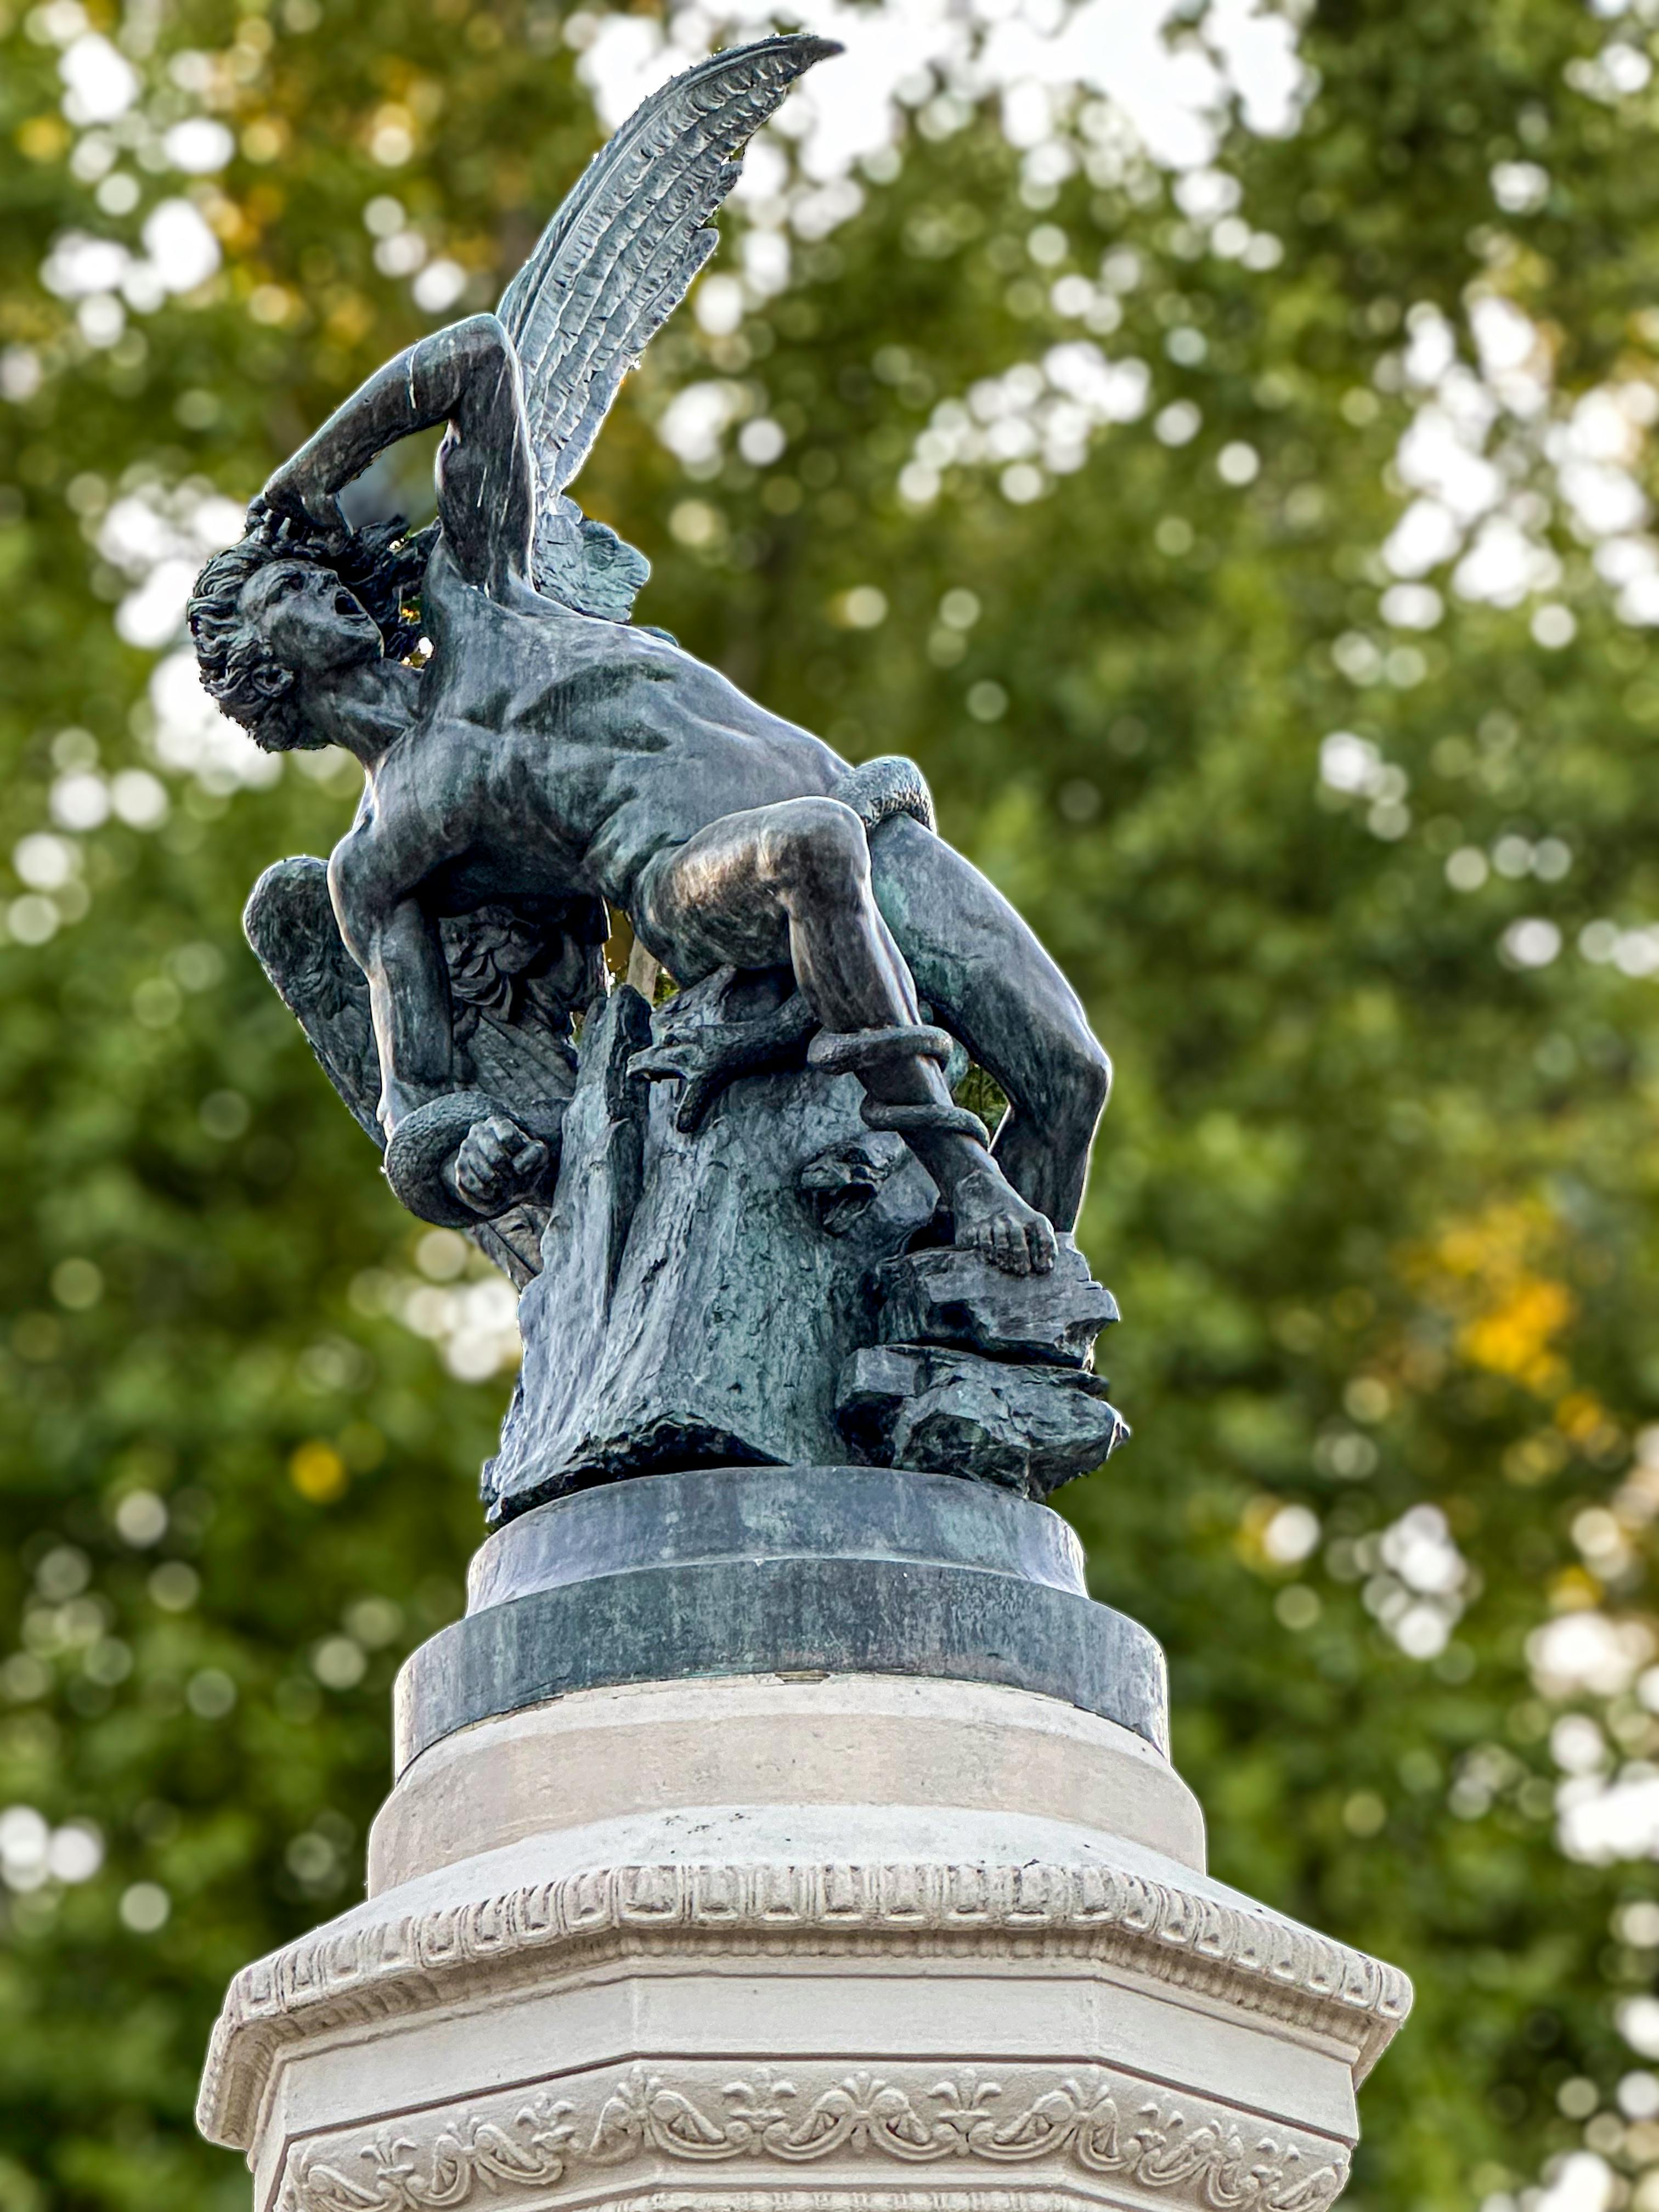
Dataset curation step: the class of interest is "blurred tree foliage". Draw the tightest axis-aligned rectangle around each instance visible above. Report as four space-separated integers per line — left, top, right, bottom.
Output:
7 0 1659 2206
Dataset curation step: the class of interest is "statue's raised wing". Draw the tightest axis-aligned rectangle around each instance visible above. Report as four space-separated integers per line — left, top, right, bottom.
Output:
497 32 838 617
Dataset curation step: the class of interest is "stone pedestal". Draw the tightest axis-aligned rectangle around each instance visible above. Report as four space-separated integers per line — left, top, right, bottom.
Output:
198 1468 1409 2212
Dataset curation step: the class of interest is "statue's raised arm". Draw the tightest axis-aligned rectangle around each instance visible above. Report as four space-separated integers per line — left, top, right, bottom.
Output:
257 313 537 602
188 35 1125 1506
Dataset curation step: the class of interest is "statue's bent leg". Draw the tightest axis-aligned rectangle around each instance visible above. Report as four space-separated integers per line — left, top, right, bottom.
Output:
635 799 1058 1274
867 811 1110 1233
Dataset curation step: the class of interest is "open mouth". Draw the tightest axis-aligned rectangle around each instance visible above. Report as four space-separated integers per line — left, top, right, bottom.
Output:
334 591 363 618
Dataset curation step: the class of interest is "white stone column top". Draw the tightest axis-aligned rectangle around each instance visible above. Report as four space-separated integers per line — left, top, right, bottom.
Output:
198 1798 1412 2155
368 1673 1208 1893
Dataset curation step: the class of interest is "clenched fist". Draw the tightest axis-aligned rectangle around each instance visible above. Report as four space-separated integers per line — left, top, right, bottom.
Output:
452 1113 551 1215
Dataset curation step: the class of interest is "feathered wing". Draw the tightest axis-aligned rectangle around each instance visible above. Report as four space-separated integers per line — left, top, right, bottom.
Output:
245 857 382 1143
498 32 838 612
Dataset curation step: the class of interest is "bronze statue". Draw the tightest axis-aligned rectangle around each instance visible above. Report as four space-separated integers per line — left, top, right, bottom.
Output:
190 35 1124 1500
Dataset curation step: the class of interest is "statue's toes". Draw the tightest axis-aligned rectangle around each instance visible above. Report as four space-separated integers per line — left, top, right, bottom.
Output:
996 1219 1034 1276
1026 1216 1058 1274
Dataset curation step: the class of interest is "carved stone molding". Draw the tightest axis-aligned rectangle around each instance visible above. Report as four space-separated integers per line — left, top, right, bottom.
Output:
202 1855 1412 2149
599 2197 1104 2211
277 2062 1350 2212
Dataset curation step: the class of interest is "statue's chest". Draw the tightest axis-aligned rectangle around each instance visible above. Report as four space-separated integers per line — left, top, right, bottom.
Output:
426 589 678 744
360 718 595 902
506 641 679 746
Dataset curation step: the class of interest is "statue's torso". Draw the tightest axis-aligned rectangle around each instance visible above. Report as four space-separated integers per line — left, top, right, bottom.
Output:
368 545 847 915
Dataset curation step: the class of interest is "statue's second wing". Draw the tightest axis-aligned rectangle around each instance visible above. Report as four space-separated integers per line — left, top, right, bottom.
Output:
498 32 838 608
245 856 382 1141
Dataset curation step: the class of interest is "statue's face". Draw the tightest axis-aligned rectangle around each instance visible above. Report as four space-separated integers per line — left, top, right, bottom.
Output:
240 556 383 679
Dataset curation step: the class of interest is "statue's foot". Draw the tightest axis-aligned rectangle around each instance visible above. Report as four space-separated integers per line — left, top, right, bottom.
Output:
949 1166 1057 1277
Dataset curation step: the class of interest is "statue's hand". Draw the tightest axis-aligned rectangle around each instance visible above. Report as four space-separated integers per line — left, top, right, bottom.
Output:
258 462 349 551
453 1113 552 1215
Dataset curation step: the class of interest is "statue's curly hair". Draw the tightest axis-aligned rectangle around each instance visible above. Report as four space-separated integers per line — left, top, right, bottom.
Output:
187 509 432 750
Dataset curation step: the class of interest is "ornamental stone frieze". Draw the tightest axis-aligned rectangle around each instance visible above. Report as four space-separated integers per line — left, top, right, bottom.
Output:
276 2061 1351 2212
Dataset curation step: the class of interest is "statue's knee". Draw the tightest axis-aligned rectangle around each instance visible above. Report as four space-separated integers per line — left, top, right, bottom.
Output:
766 797 869 904
1081 1036 1111 1115
1052 1032 1111 1129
